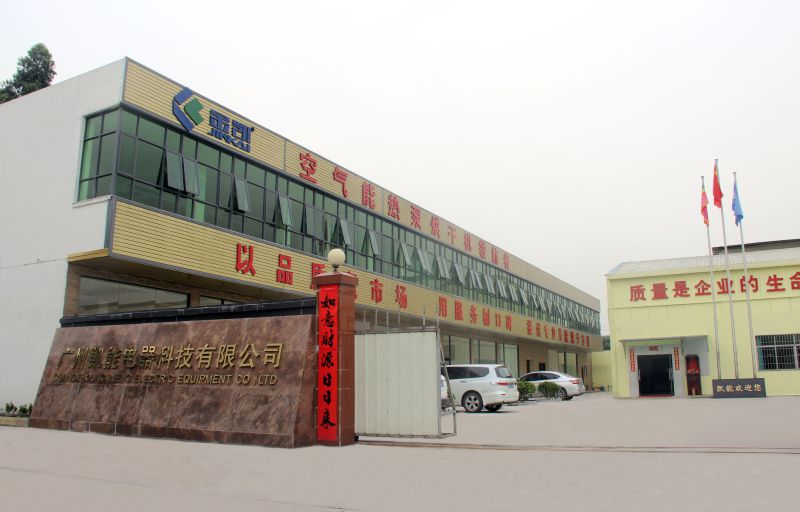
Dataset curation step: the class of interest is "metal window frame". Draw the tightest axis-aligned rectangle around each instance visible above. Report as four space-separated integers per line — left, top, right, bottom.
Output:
233 177 250 212
339 217 353 247
182 156 200 196
277 195 292 226
165 150 185 191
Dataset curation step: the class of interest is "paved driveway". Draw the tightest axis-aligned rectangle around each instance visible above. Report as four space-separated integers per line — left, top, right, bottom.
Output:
363 391 800 450
2 393 798 511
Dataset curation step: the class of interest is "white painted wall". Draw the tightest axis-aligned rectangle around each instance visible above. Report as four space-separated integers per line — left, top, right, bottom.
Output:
0 60 125 405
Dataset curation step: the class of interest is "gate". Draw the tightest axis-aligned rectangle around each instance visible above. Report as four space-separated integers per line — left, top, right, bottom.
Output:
355 329 456 438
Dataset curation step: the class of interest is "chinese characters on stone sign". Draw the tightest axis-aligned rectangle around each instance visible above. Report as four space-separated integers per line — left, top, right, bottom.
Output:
53 342 283 386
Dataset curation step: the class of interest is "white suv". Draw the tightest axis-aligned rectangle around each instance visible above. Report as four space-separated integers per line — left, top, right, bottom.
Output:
445 364 519 412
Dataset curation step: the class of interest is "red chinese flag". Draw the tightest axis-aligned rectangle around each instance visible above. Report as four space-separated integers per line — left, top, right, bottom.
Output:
712 160 723 208
700 182 709 226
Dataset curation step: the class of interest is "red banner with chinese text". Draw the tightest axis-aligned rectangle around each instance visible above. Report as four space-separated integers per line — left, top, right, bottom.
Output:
317 284 339 442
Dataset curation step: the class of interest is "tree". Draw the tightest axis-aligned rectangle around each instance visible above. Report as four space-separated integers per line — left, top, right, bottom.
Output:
0 43 56 104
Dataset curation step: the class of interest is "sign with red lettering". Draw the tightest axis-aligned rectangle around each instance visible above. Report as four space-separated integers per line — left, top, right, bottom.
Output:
674 347 680 370
317 285 339 442
629 349 636 372
628 270 800 303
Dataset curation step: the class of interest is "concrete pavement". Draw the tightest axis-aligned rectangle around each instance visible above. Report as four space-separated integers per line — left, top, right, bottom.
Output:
1 393 797 511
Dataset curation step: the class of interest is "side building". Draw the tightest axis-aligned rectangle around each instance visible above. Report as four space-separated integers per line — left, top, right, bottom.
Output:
0 59 601 404
607 240 800 398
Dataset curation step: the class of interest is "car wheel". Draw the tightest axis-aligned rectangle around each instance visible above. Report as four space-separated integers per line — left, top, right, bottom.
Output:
462 391 483 413
558 387 569 400
485 404 502 412
563 395 574 401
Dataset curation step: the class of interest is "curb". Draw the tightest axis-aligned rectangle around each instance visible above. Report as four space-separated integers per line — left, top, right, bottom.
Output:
0 417 29 428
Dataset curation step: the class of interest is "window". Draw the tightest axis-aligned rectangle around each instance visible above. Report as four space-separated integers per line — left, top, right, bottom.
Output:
277 195 292 227
78 277 188 314
183 157 200 195
77 111 118 201
165 151 184 191
501 343 518 376
446 366 468 379
197 296 242 306
495 366 514 379
73 109 603 334
468 367 490 378
233 177 250 212
757 334 800 370
479 340 496 364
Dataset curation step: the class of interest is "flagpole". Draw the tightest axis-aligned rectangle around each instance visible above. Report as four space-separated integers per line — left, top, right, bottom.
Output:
717 160 739 379
734 172 758 378
702 175 722 380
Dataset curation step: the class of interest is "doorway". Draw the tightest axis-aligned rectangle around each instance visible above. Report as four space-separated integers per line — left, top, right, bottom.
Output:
637 354 673 396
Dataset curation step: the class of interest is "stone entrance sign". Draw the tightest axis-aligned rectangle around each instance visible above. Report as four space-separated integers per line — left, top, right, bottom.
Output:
31 315 316 448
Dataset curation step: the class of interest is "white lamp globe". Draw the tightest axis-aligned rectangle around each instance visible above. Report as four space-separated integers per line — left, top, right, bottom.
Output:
327 248 346 270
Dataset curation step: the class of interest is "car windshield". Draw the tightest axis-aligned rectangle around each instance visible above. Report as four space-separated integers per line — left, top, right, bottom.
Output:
495 366 514 378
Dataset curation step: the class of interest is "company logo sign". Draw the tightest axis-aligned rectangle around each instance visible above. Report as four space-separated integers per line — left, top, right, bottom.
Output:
172 87 255 153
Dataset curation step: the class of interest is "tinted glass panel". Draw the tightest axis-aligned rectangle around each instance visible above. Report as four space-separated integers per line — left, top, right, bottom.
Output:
196 165 218 203
132 181 160 208
118 135 135 174
468 367 490 378
446 367 466 379
246 163 265 186
135 142 163 184
80 139 99 179
247 184 264 219
85 116 101 138
183 158 200 195
96 175 112 196
197 296 223 306
219 174 232 208
165 129 181 153
197 142 219 168
121 110 138 135
165 151 184 190
234 177 250 212
102 110 118 134
495 366 513 378
115 175 132 198
138 117 165 147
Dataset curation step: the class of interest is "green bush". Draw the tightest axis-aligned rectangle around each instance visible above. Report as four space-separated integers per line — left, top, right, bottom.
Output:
537 381 562 399
2 402 32 417
517 380 536 401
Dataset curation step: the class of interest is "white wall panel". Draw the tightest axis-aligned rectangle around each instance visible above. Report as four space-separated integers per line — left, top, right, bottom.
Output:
355 331 441 437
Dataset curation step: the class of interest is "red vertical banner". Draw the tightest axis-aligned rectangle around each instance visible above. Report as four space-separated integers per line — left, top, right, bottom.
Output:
673 347 680 370
317 284 339 442
629 349 636 372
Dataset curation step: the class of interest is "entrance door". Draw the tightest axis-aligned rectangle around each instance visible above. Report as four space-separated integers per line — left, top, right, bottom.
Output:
637 355 673 396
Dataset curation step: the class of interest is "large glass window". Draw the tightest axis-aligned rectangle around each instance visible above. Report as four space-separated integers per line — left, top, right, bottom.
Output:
499 343 519 377
448 336 470 365
78 277 188 314
78 111 118 201
75 108 601 333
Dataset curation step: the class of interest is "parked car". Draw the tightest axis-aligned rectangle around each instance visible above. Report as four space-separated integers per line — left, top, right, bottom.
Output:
440 374 454 409
445 364 519 412
519 371 585 400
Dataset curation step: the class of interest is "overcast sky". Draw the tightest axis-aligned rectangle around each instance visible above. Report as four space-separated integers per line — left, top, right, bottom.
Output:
3 1 799 333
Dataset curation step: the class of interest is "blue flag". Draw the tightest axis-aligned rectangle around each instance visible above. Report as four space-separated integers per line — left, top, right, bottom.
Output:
732 180 744 226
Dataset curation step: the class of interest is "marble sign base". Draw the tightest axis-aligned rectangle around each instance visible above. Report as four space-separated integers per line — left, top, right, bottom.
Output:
30 316 317 448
